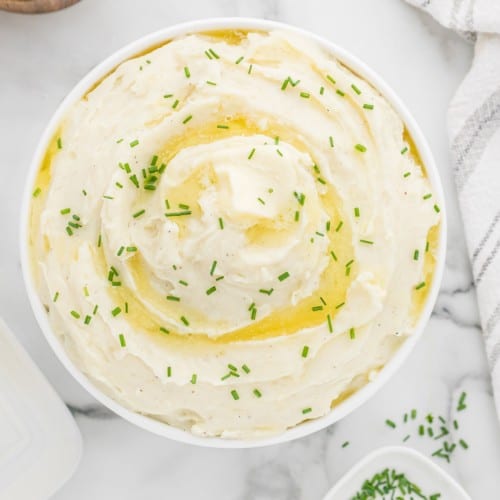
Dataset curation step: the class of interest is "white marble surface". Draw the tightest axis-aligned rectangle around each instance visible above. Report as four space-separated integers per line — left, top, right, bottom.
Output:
1 0 500 498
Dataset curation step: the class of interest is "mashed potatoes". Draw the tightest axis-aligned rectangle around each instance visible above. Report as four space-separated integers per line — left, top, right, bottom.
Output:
29 29 440 438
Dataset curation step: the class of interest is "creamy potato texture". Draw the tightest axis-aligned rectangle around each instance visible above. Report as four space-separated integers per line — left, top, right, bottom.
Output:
29 30 441 438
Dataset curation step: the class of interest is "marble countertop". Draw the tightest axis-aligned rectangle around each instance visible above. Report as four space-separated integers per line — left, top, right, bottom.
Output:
1 0 500 498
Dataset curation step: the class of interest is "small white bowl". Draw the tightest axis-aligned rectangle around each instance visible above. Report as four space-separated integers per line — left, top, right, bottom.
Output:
323 446 471 499
20 18 447 448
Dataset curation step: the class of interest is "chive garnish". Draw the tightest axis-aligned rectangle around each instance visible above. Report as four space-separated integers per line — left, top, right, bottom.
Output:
159 327 169 334
84 315 92 325
167 366 172 377
327 314 333 333
301 345 309 358
312 305 323 312
70 310 80 319
60 207 71 215
360 239 374 245
247 64 253 74
351 83 361 95
166 295 180 302
330 250 337 261
32 187 41 197
329 136 334 148
172 99 179 109
259 288 273 295
302 407 312 414
278 271 290 282
118 334 126 347
354 143 367 152
335 302 345 309
133 209 145 218
401 146 408 155
300 92 310 98
111 307 121 317
231 390 239 401
190 373 197 384
179 280 188 286
415 282 426 290
294 211 300 222
129 139 139 148
423 193 432 200
336 89 345 97
206 286 216 295
293 191 305 206
354 207 360 217
181 316 190 326
457 392 467 411
413 249 419 260
403 171 411 178
217 124 229 129
184 66 190 78
242 364 250 374
349 327 356 339
386 419 396 428
326 74 336 85
253 389 262 398
363 103 374 110
53 291 59 302
235 56 244 64
248 147 256 160
182 115 193 124
434 204 441 213
335 221 344 232
251 308 257 320
126 246 137 252
206 80 217 86
57 137 63 149
165 210 192 217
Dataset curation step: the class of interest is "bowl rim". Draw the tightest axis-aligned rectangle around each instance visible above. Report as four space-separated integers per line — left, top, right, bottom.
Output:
20 17 447 449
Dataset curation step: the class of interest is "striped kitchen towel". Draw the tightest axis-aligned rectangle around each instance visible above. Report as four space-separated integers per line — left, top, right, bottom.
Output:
406 0 500 415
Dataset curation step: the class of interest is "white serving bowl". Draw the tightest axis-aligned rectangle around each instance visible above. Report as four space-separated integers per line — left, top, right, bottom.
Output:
20 18 447 449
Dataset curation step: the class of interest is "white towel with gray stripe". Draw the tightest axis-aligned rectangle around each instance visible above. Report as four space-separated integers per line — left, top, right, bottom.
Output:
406 0 500 416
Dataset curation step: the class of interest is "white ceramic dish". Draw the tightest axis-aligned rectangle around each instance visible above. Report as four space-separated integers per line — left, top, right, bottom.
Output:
0 318 81 500
323 446 471 499
20 18 447 448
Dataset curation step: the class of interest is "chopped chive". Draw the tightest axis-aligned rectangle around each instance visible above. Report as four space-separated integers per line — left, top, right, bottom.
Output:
167 366 172 377
415 281 426 290
159 326 169 334
247 64 253 74
206 286 216 295
182 115 193 124
117 246 125 256
231 390 239 400
166 295 180 302
403 171 411 178
126 246 137 252
217 124 229 129
300 91 310 98
57 137 63 149
423 193 433 200
360 239 374 245
32 187 41 197
184 66 190 78
413 249 419 261
459 439 468 449
129 139 139 148
327 314 333 333
111 307 121 317
330 250 338 261
342 441 350 448
181 316 190 326
301 345 309 358
70 310 80 319
210 260 217 276
116 138 124 143
251 307 257 320
65 226 73 236
242 364 250 374
206 80 217 86
133 209 145 218
294 191 305 206
326 74 336 85
276 149 283 157
335 302 345 309
386 419 396 429
165 210 192 217
354 207 360 217
312 305 323 311
345 259 354 268
302 407 312 414
125 302 128 313
294 211 300 222
434 204 441 213
179 280 188 286
83 285 89 297
163 93 173 99
259 288 274 296
60 207 71 215
84 315 91 325
172 99 179 109
319 86 325 95
329 136 334 148
235 56 244 64
411 409 417 419
190 373 197 384
401 146 408 155
349 327 356 339
208 48 219 59
354 144 367 152
118 334 126 347
53 291 60 302
253 388 262 398
278 271 290 282
336 89 345 97
248 302 256 311
248 147 256 160
363 103 374 110
351 83 361 95
93 304 99 315
335 220 344 232
457 392 467 411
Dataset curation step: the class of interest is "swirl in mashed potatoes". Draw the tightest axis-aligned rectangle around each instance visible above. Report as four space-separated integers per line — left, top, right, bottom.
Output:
29 29 441 438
